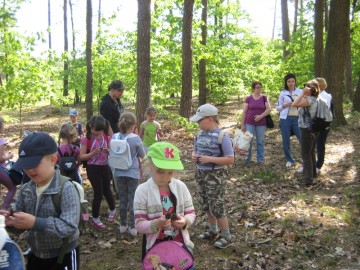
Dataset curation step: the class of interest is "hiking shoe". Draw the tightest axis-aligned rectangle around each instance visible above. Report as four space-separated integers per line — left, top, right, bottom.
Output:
198 230 219 240
286 161 293 168
297 167 303 173
106 211 117 223
90 218 106 229
119 225 128 234
128 227 137 237
214 237 233 249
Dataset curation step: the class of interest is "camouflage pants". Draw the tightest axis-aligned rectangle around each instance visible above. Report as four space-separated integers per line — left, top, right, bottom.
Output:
195 169 228 218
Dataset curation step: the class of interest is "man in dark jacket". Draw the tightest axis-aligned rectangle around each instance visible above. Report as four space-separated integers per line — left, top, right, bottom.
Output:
100 80 125 135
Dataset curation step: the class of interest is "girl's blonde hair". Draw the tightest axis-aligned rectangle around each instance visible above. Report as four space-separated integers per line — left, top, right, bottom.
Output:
315 77 327 90
58 123 77 144
118 111 137 133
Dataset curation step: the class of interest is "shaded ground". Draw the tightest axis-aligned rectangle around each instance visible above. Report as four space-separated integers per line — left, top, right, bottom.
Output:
1 100 360 270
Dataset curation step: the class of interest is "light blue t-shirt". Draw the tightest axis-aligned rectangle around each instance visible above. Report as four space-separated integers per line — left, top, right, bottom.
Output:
194 128 234 171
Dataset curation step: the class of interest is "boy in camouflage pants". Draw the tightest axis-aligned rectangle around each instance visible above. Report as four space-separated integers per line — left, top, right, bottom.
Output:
190 104 234 249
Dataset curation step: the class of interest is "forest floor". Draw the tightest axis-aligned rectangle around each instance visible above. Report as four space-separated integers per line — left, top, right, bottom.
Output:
1 99 360 270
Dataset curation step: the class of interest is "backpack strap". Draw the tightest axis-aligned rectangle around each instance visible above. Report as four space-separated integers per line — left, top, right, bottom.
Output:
52 173 72 264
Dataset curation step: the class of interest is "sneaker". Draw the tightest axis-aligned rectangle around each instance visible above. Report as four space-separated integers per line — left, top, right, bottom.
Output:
90 218 106 229
128 227 137 237
119 225 128 234
286 161 292 168
198 230 219 240
106 210 117 223
214 237 233 249
316 168 321 174
297 167 303 173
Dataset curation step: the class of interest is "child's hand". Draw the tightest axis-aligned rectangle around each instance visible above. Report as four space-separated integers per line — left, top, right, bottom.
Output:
171 214 187 230
156 216 171 229
191 153 199 164
91 148 101 156
101 147 109 155
9 212 36 229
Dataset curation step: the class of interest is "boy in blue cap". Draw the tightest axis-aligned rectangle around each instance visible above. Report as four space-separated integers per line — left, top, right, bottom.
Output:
0 132 80 270
68 109 83 144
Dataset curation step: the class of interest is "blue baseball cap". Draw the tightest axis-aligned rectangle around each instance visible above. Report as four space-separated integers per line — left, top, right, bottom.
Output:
69 109 78 116
13 132 57 169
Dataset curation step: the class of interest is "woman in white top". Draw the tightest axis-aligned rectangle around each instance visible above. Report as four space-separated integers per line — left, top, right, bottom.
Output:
315 77 332 172
276 74 303 167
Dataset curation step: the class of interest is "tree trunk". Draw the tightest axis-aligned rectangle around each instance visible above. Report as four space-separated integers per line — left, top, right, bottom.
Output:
85 0 93 120
48 0 51 49
293 0 298 34
180 0 194 118
98 0 101 26
325 0 329 31
63 0 69 97
324 0 350 126
69 0 79 104
281 0 290 58
198 0 207 106
272 0 277 40
314 0 325 77
136 0 151 125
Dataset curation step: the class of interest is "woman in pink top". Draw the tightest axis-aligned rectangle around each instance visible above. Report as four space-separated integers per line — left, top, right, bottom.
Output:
80 115 116 229
241 81 271 164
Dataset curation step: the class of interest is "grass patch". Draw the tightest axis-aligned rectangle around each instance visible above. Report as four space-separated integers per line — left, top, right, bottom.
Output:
253 169 281 184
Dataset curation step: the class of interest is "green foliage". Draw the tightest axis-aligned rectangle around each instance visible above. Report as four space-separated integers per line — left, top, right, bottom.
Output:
253 168 281 184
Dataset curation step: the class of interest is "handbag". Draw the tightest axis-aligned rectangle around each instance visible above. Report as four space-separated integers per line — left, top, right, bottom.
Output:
263 96 274 128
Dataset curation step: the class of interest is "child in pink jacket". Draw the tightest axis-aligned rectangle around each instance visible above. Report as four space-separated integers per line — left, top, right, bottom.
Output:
134 142 196 254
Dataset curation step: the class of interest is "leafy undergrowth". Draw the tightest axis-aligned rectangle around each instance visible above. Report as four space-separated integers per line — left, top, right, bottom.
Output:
1 100 360 270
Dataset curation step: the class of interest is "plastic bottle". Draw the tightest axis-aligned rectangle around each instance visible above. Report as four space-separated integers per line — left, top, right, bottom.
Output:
0 215 25 270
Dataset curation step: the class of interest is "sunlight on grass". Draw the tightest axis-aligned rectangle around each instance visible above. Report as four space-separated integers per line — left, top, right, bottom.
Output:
320 205 353 224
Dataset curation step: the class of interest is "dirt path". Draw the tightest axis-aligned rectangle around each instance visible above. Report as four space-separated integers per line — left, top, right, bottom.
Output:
2 101 360 269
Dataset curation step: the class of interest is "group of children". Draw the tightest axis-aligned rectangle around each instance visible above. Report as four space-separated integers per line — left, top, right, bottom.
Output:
0 102 235 269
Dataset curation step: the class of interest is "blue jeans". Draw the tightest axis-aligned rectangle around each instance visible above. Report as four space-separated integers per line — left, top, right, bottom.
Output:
280 116 301 163
115 176 139 228
245 124 266 163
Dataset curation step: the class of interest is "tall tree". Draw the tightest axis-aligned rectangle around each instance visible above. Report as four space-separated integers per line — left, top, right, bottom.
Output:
198 0 207 106
281 0 290 58
85 0 93 119
48 0 51 49
180 0 194 118
293 0 298 34
324 0 350 125
136 0 151 125
314 0 325 77
69 0 80 104
63 0 69 97
272 0 277 40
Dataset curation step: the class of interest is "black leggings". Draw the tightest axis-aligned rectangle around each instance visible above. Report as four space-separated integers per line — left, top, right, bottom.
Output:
86 165 115 218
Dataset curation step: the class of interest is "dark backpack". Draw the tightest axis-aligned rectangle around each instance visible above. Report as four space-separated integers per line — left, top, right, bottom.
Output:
58 145 79 184
304 98 333 132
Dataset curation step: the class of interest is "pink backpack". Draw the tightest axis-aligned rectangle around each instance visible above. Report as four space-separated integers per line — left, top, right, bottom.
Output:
143 240 194 270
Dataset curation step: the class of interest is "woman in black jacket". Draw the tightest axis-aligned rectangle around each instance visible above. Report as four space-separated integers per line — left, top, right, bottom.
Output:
100 80 125 135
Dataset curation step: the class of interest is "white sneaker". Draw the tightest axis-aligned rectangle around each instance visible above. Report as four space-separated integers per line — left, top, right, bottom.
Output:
286 161 292 168
297 167 303 173
119 225 127 234
128 228 137 237
316 168 321 174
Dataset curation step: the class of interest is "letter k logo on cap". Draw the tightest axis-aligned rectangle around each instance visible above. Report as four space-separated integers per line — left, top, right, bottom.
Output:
164 147 174 159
